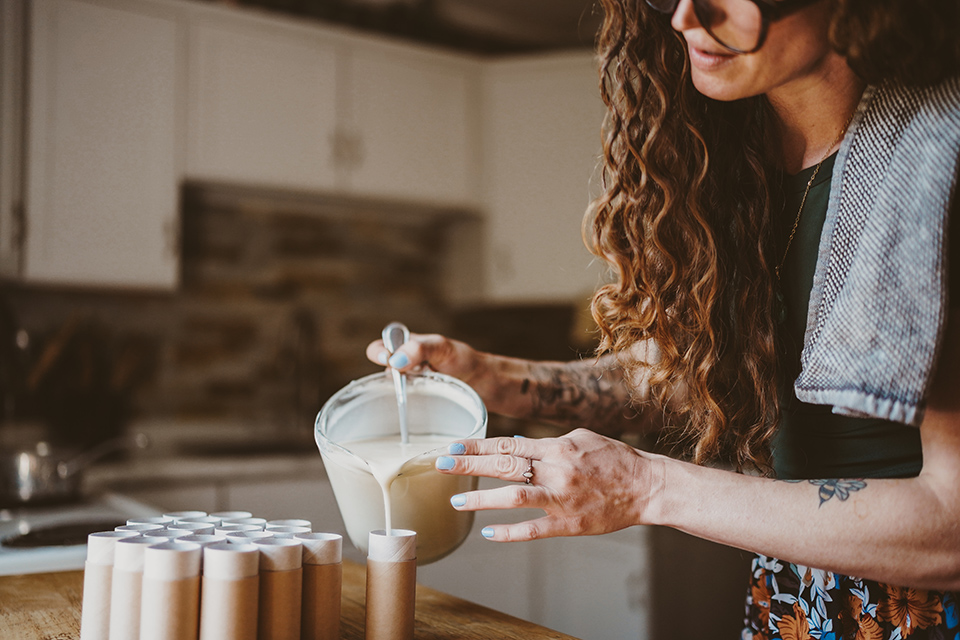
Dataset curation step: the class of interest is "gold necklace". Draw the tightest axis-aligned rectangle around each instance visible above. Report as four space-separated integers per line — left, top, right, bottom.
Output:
774 114 854 280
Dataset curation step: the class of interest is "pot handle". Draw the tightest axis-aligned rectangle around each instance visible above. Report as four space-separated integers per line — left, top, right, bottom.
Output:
56 433 150 479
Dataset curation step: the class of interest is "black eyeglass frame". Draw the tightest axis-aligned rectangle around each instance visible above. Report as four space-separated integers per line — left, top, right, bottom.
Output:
646 0 825 54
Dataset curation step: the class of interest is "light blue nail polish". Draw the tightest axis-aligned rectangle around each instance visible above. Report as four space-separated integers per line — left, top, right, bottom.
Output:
377 351 389 365
513 435 526 438
448 442 466 455
436 456 455 470
450 494 466 507
388 352 409 368
481 527 495 539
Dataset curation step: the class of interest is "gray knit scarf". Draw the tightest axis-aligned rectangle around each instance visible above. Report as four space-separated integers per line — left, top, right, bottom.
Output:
794 78 960 426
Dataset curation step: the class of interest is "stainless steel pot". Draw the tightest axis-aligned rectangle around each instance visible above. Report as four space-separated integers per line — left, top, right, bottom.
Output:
0 433 148 507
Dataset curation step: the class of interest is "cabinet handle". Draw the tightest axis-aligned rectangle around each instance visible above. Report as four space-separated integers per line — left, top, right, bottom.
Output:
163 217 179 261
331 130 364 171
13 200 26 258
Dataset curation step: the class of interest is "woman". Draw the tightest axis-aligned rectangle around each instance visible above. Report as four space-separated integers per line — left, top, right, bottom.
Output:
367 0 960 637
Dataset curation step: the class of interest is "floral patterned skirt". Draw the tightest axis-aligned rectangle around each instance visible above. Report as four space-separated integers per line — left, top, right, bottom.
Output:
742 555 960 640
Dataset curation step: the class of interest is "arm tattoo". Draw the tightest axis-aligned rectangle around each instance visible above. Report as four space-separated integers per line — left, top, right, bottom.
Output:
518 358 637 433
783 478 868 507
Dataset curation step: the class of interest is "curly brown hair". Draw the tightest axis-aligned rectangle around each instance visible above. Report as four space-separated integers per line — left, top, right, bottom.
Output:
831 0 960 87
585 0 960 471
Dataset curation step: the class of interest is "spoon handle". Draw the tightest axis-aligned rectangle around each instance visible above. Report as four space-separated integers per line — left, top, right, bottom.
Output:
381 322 410 444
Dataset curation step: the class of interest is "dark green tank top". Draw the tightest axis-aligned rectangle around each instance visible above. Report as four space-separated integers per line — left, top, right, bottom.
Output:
771 153 924 480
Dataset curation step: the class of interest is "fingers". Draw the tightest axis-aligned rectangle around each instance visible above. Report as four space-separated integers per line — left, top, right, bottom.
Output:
365 335 427 371
449 483 547 511
365 339 389 365
451 435 539 459
436 447 534 483
452 487 572 542
479 516 568 542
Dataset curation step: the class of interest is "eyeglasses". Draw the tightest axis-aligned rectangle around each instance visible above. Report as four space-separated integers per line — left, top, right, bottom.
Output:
645 0 823 54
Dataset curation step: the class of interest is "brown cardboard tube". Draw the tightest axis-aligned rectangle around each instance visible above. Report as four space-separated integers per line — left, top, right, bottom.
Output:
198 541 260 640
163 511 208 520
81 531 139 640
266 519 311 530
255 538 303 640
364 559 416 640
297 533 342 640
257 568 303 640
139 574 201 640
198 575 259 640
209 511 253 521
364 530 416 640
109 536 168 640
109 568 143 640
301 564 341 640
139 542 202 640
81 562 114 640
225 531 273 544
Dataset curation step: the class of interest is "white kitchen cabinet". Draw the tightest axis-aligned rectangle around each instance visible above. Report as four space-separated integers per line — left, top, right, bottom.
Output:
337 36 481 207
185 10 339 192
24 0 184 289
480 52 608 303
185 4 481 208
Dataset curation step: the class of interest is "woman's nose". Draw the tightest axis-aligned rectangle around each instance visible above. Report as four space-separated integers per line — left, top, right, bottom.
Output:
670 0 702 32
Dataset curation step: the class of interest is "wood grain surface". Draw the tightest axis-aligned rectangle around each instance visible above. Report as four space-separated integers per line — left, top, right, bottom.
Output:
0 561 578 639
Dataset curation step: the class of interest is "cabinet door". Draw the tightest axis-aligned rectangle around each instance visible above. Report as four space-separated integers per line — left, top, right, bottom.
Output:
186 11 338 191
0 0 25 279
481 52 607 302
340 37 481 207
25 0 182 289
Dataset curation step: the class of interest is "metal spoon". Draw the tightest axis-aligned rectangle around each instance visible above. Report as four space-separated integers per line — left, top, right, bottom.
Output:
382 322 410 444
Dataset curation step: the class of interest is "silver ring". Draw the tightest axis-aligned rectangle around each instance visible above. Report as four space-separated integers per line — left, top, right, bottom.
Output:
522 459 534 485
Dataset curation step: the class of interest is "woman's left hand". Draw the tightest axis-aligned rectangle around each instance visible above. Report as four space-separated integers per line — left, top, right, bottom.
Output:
436 429 664 541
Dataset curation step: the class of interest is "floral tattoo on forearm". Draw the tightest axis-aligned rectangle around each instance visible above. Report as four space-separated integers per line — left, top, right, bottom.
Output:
784 478 868 507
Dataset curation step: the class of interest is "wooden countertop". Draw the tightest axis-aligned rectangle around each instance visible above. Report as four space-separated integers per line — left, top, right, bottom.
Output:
0 560 579 639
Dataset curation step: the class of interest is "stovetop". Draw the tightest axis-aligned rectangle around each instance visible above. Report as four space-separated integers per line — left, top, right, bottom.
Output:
0 493 162 576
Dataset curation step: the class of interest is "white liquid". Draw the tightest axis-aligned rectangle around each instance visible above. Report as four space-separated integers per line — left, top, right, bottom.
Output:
321 433 477 565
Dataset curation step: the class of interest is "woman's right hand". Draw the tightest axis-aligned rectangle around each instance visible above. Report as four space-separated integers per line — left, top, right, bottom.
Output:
365 332 488 391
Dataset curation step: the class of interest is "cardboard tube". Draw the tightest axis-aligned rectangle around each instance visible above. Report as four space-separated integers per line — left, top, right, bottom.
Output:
198 543 260 640
254 538 302 640
214 524 261 536
220 517 266 529
108 536 168 640
263 526 310 539
265 519 311 530
178 516 222 527
177 534 227 548
81 531 140 640
225 531 273 544
365 530 416 640
297 534 342 640
209 511 253 521
163 510 207 520
139 542 202 640
115 524 164 534
148 529 192 540
168 522 216 535
127 517 173 527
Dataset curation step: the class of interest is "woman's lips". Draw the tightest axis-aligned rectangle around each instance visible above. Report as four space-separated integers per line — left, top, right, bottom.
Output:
687 44 736 70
